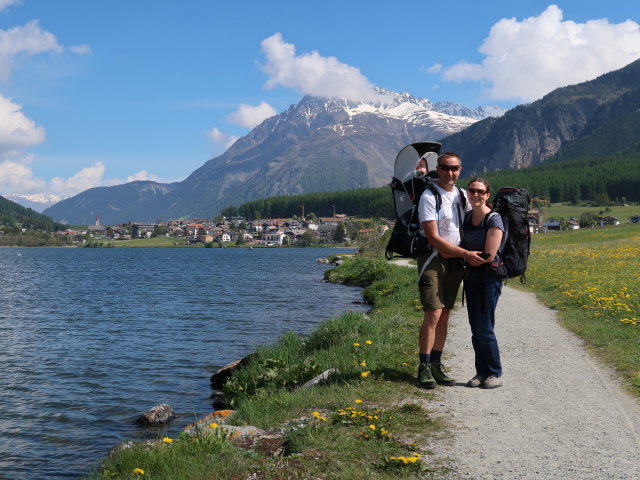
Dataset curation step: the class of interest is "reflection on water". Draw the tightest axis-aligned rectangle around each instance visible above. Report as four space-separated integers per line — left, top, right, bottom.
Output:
0 247 365 479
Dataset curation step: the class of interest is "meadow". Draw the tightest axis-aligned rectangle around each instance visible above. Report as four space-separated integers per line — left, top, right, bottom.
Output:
523 223 640 395
543 203 640 223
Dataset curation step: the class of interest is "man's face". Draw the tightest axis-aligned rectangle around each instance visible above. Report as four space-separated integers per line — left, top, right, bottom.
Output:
436 156 462 187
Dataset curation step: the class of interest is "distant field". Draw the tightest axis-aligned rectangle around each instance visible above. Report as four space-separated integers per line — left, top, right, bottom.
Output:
110 237 193 247
525 223 640 396
543 203 640 222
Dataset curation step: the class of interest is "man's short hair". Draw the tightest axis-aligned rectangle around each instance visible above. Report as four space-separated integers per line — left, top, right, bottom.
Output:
437 152 461 165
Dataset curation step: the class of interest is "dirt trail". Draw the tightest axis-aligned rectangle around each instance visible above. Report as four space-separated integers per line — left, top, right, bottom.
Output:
427 286 640 480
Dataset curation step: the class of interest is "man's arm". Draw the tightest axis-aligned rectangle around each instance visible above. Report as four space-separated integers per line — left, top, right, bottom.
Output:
422 220 485 267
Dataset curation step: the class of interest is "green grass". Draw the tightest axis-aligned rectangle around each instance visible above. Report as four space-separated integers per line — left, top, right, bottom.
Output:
524 223 640 396
543 203 640 223
90 256 450 479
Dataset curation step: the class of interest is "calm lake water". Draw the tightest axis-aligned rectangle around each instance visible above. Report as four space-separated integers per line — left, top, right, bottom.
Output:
0 247 366 479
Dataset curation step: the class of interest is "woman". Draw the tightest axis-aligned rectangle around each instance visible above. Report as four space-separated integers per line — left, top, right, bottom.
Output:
461 178 505 389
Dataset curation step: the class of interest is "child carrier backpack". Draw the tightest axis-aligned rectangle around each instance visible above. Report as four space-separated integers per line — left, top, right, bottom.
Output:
491 187 532 282
385 142 466 260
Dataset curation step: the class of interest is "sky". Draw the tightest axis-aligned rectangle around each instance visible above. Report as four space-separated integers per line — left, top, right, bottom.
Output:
0 0 639 199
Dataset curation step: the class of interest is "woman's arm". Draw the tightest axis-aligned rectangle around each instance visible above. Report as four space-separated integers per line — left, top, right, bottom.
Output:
484 227 503 261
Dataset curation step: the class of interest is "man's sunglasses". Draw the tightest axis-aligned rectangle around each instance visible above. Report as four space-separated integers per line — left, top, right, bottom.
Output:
437 164 461 172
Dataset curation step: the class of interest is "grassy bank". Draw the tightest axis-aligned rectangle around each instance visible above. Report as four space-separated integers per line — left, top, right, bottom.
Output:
522 223 640 396
89 257 448 479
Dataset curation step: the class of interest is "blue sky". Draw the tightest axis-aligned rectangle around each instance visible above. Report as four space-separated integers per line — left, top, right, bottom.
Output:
0 0 639 198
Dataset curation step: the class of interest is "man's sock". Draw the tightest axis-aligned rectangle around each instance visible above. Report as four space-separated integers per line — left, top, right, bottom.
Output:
431 350 443 364
419 353 430 365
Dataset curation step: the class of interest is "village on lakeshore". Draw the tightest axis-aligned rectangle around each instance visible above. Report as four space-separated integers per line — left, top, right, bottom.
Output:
39 206 640 247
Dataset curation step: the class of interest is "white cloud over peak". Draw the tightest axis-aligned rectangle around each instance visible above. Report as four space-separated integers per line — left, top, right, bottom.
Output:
0 20 63 81
0 158 46 194
226 102 276 128
207 127 238 149
260 33 392 103
49 162 106 196
126 170 159 183
438 5 640 102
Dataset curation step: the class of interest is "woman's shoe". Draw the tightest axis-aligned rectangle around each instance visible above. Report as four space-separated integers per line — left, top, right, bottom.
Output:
480 376 503 389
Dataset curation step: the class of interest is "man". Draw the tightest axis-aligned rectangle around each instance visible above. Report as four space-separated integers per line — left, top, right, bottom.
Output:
416 152 484 389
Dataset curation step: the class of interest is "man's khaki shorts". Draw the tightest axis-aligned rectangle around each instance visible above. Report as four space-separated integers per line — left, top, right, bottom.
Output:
417 255 464 311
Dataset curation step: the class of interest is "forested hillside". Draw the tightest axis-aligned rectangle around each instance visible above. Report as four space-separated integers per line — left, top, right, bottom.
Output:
0 196 66 231
222 152 640 220
221 187 394 220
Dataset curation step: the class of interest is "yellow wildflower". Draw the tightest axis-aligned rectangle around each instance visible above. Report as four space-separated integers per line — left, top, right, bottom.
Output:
360 361 366 366
209 422 218 429
353 342 360 347
355 399 362 404
133 468 145 475
365 340 373 345
162 437 172 444
361 371 370 378
369 424 376 430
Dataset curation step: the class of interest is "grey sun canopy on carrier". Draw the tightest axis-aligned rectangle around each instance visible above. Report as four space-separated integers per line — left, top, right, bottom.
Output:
391 142 441 229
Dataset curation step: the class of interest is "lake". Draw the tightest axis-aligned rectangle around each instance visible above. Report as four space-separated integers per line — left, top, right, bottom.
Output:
0 247 367 479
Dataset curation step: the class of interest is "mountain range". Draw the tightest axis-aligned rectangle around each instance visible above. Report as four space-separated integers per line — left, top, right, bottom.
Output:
440 58 640 173
1 193 65 213
43 91 503 225
44 57 640 225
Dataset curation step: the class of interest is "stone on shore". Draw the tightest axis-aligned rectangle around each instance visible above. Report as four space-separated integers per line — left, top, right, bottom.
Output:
135 404 175 426
210 353 255 388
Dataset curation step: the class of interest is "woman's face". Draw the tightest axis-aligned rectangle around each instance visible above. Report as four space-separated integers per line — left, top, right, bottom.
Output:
467 181 489 206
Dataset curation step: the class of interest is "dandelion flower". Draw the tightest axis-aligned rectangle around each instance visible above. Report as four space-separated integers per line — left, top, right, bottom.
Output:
361 371 370 378
360 361 366 366
162 437 173 443
365 340 372 345
355 399 362 404
369 424 376 430
133 468 145 475
353 342 360 347
209 422 218 429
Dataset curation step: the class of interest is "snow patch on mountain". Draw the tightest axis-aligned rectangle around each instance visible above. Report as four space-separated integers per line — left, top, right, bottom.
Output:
1 193 65 212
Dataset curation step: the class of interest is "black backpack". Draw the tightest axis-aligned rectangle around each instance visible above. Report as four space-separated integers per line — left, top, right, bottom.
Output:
491 187 532 282
385 142 467 260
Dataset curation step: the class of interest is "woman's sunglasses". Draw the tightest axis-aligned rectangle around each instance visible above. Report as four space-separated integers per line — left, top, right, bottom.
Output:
468 188 487 195
437 164 461 172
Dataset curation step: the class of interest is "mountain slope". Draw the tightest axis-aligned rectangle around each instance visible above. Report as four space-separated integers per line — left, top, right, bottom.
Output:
44 92 501 224
439 57 640 174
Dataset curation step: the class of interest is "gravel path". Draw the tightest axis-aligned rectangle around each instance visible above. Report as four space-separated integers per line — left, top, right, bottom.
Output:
427 286 640 480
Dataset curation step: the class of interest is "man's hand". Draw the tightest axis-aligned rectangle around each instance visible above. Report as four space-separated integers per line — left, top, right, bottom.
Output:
465 251 487 267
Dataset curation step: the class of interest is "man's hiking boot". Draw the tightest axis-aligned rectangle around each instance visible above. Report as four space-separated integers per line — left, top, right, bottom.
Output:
417 363 437 389
466 375 486 388
430 362 455 386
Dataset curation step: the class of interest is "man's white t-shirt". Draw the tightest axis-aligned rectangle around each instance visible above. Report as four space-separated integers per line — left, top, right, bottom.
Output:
418 184 469 246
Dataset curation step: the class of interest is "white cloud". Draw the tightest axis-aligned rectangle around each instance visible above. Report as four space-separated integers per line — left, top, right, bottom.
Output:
126 170 159 183
426 63 442 74
68 44 92 55
207 127 238 149
260 32 392 103
0 0 20 12
0 20 63 81
0 94 45 154
0 159 46 194
226 102 276 128
49 162 106 196
438 5 640 102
